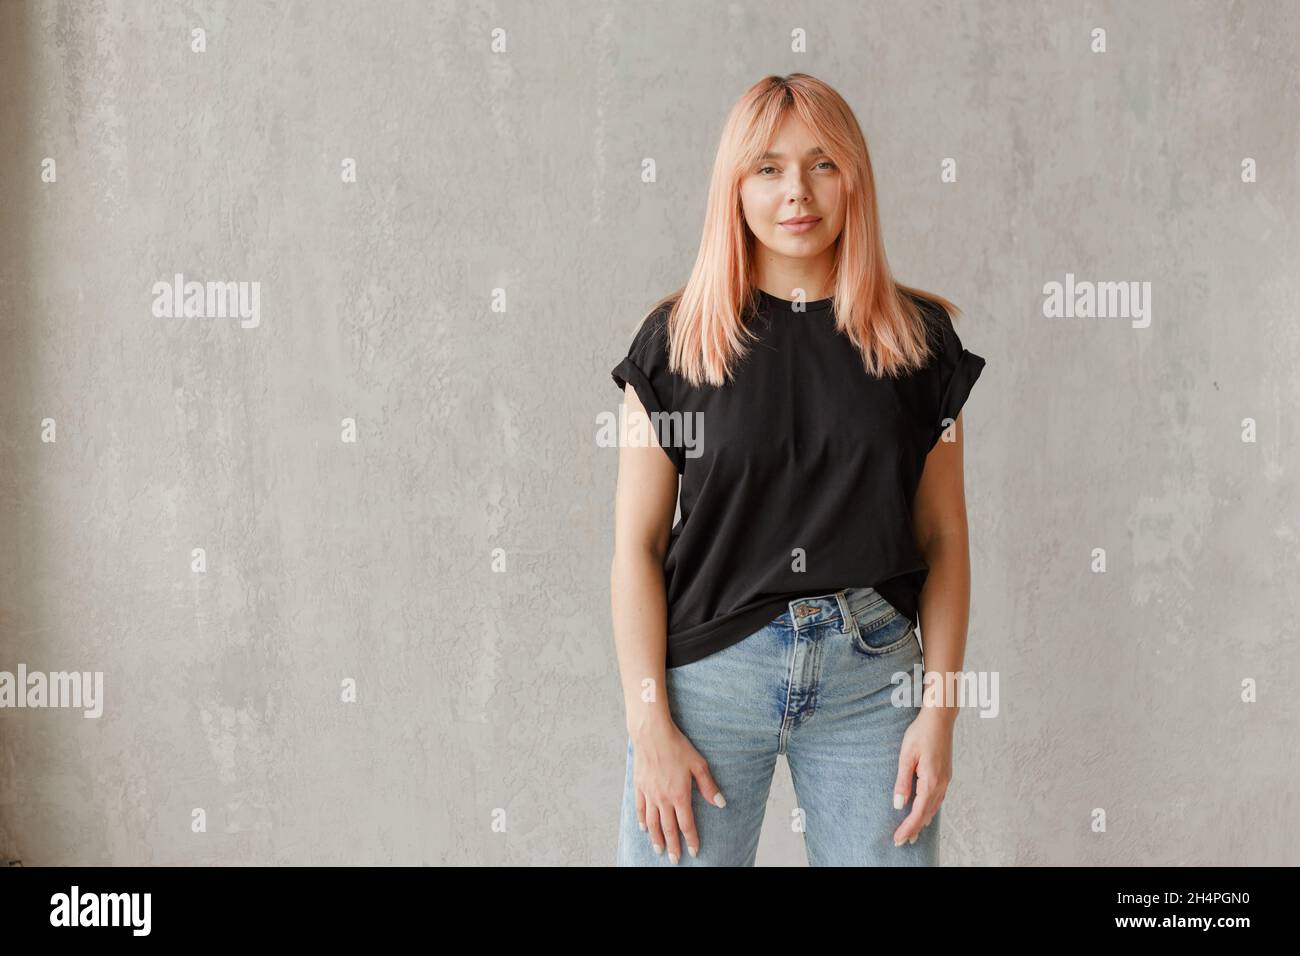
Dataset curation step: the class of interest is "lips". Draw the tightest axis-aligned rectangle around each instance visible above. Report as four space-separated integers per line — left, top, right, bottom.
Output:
778 216 821 235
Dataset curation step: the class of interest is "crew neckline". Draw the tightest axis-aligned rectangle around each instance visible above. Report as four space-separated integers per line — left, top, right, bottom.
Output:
756 288 835 313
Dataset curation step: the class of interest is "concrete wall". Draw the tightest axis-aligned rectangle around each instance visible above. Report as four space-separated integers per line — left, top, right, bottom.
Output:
0 0 1296 864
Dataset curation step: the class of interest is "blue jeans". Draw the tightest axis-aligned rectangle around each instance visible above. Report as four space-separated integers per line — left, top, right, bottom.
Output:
615 586 940 866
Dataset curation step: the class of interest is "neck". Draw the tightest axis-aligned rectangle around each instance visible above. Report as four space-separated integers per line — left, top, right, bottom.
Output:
752 254 835 302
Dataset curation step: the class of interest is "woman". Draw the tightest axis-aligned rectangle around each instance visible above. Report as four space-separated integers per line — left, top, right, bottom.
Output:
609 74 986 866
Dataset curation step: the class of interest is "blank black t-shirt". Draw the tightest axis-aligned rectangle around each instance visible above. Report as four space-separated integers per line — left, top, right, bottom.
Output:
611 288 986 668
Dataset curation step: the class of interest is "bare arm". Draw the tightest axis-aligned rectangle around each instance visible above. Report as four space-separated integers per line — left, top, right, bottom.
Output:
910 409 973 725
609 383 678 735
889 410 972 846
610 382 725 863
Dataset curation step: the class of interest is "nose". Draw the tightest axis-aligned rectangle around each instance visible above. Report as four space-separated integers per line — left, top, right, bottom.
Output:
786 172 809 203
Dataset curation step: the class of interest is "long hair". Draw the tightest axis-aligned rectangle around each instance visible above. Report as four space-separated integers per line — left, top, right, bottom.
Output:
647 72 961 388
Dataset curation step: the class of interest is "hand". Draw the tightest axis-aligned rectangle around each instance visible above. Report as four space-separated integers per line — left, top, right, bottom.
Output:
891 707 954 846
630 720 727 863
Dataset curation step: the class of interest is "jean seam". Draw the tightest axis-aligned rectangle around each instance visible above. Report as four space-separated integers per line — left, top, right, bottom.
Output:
850 609 911 655
778 629 803 754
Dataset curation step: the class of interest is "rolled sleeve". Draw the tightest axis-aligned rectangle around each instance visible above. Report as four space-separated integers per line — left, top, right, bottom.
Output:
926 304 986 450
611 307 686 473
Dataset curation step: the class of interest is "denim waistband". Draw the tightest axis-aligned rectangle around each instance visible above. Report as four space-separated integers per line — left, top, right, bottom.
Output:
772 586 890 632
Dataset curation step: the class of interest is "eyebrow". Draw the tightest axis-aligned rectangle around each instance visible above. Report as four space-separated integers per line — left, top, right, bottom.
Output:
758 147 827 160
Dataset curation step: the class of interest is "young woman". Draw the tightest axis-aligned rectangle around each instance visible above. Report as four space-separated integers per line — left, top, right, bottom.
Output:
609 73 986 866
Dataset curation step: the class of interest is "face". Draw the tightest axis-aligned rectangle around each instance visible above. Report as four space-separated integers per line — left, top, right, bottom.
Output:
738 113 846 272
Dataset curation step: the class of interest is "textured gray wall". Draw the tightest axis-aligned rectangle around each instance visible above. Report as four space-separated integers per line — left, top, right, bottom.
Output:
0 0 1296 865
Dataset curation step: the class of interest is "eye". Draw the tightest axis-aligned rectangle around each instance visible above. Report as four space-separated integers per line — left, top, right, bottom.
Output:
815 160 837 171
757 165 777 175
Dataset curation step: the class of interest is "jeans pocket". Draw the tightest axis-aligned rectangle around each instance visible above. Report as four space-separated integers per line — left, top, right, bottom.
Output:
850 602 917 656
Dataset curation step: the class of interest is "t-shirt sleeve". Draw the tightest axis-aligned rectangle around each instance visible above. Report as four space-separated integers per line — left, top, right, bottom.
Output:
922 301 986 450
610 306 686 473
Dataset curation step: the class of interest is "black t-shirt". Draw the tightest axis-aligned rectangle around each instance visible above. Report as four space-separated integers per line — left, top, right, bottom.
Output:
611 288 986 668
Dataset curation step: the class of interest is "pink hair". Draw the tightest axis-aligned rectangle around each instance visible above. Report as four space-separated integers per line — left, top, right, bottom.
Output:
646 72 961 387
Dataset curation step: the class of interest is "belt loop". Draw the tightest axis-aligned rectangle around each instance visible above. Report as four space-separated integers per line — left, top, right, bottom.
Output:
834 590 857 637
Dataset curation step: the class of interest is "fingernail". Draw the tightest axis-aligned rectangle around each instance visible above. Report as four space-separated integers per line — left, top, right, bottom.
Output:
669 852 679 864
894 837 904 847
688 846 698 858
653 843 663 855
893 793 905 810
908 834 918 845
713 793 727 808
638 821 646 832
